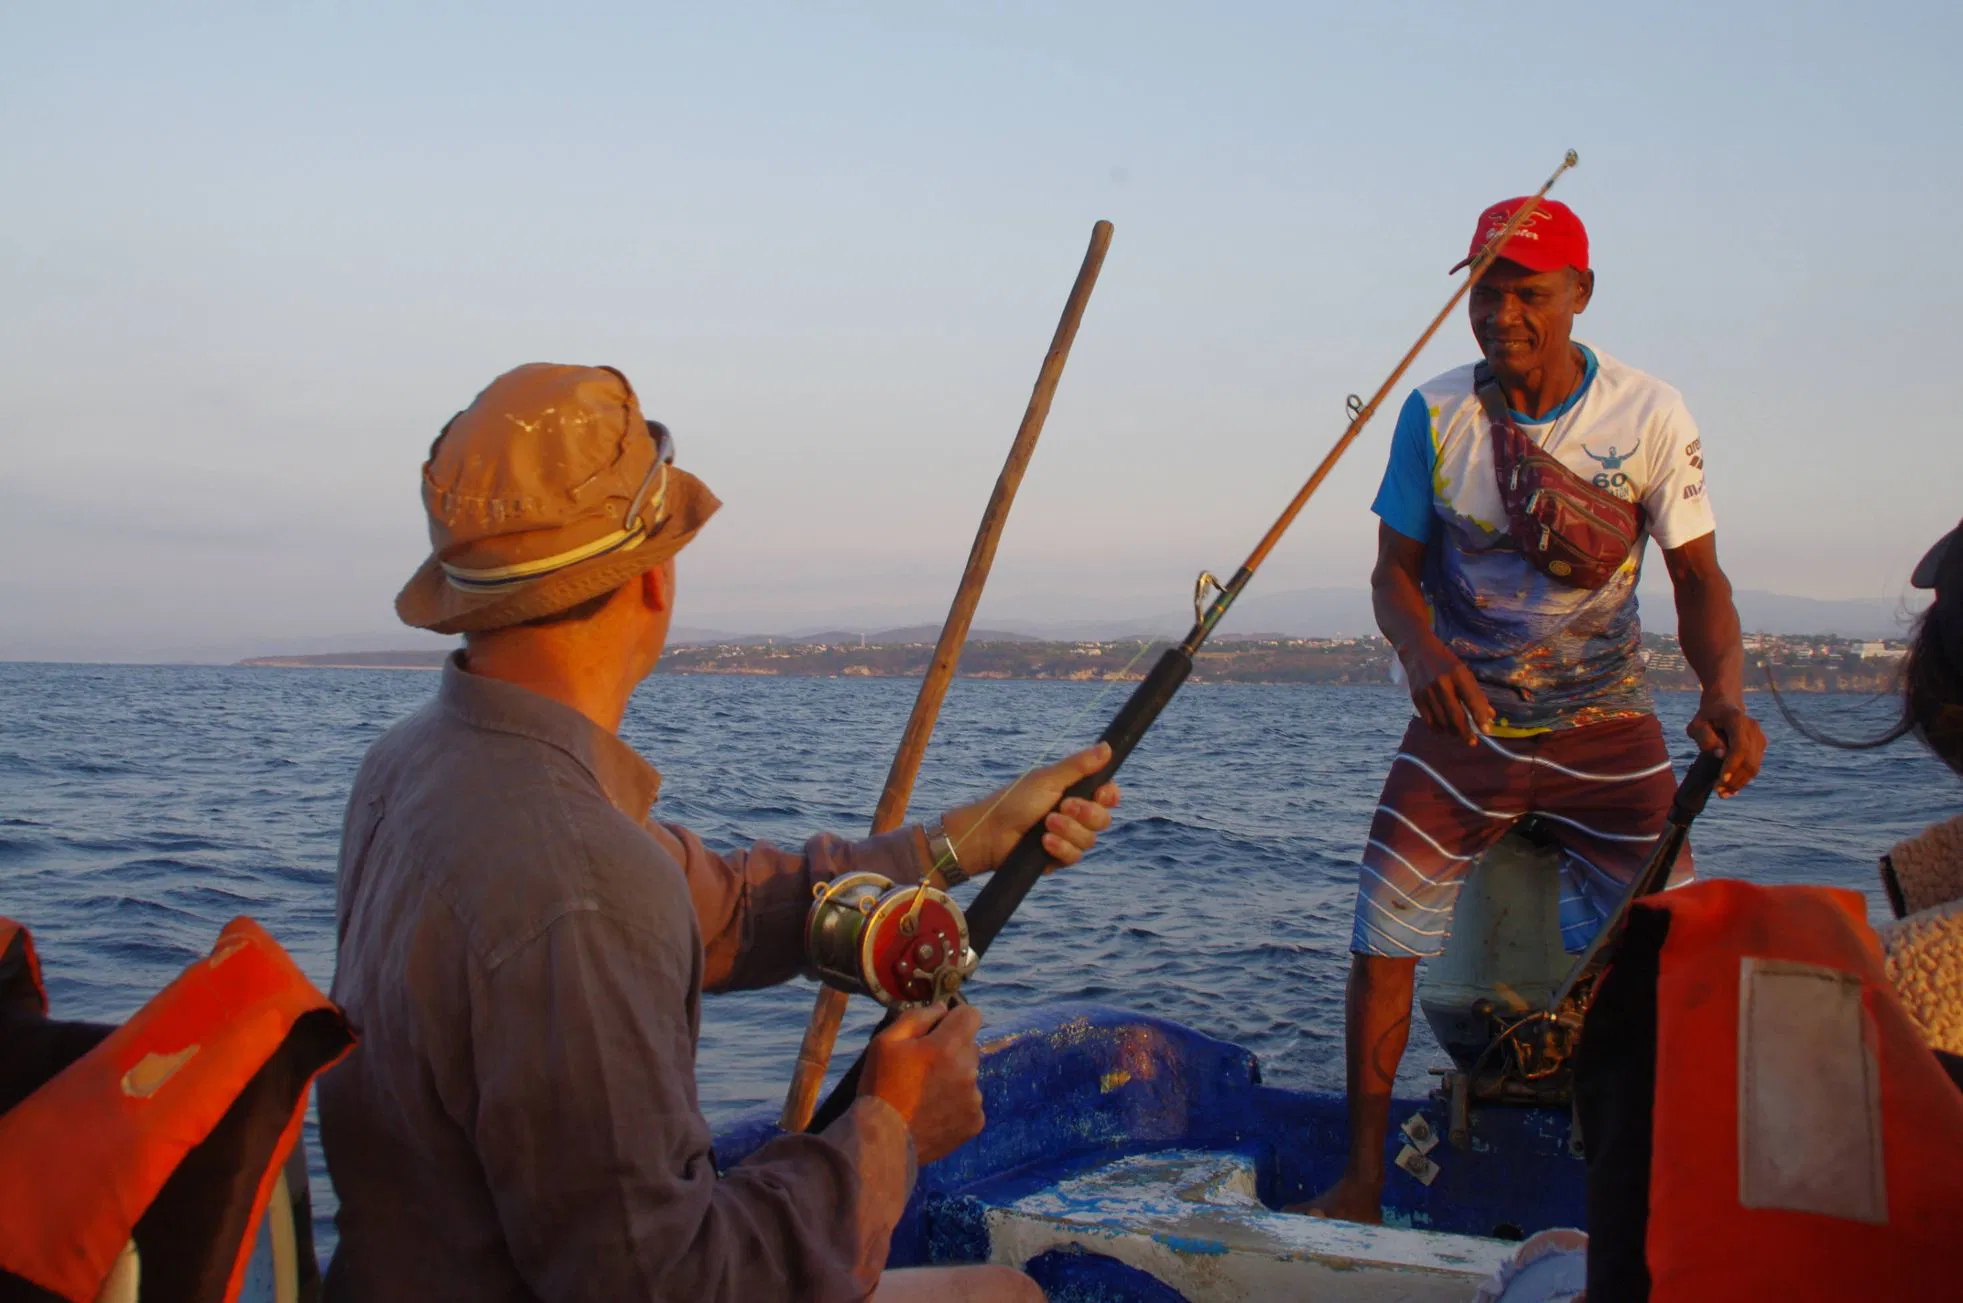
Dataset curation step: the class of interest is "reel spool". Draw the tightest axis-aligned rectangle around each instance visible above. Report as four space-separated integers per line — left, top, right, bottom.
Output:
805 872 979 1009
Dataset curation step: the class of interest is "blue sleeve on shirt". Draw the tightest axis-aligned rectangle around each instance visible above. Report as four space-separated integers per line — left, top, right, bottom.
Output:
1370 389 1436 543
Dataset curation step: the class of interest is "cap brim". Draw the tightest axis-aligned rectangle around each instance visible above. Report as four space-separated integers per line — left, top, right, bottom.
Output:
1450 250 1569 276
1911 525 1959 590
396 467 721 634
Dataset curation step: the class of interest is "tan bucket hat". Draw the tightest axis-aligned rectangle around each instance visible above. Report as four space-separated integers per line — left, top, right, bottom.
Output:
396 363 720 634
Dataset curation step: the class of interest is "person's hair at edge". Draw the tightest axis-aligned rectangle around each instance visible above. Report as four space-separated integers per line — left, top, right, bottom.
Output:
1766 584 1963 778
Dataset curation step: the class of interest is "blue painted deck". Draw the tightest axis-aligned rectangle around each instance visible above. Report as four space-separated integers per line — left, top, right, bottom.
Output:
715 1003 1586 1298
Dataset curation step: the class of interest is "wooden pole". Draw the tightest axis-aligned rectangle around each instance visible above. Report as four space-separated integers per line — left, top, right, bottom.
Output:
778 220 1115 1132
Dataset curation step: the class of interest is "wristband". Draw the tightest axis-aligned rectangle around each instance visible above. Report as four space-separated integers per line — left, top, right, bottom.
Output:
924 815 967 887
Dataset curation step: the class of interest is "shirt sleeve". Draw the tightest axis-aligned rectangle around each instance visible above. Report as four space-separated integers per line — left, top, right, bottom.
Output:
469 908 916 1303
1370 389 1438 544
1638 395 1717 550
646 822 931 993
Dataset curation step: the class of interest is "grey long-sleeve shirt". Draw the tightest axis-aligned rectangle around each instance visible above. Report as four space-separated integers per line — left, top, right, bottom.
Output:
319 658 930 1302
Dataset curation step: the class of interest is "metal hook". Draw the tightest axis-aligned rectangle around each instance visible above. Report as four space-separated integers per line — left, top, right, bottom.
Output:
1193 570 1224 626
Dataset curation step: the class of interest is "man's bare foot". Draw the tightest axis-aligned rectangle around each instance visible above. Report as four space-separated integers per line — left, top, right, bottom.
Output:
1282 1172 1383 1224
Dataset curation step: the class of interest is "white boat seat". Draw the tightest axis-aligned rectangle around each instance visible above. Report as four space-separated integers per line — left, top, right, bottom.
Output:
977 1149 1514 1301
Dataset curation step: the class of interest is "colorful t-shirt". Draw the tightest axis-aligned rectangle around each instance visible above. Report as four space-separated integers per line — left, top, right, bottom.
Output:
1371 344 1715 732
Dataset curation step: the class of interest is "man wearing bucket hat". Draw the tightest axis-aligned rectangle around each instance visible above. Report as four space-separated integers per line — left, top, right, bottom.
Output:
319 364 1117 1302
1302 199 1768 1223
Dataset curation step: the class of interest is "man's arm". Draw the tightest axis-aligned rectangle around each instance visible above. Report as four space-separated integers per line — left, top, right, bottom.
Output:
1640 392 1766 799
650 821 927 992
1661 533 1766 796
1368 391 1490 742
1374 523 1493 742
651 745 1120 993
469 907 916 1303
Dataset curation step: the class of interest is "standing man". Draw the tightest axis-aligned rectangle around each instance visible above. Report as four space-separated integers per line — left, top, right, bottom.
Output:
320 363 1121 1300
1302 200 1766 1222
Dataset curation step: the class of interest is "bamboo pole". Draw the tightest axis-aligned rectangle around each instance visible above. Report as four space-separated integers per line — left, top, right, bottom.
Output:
778 220 1115 1132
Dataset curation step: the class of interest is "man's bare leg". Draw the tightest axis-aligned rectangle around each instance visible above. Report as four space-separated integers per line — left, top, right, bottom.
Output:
873 1264 1046 1302
1285 953 1419 1223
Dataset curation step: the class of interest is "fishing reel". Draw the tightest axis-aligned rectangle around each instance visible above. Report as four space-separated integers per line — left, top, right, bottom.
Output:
805 872 979 1010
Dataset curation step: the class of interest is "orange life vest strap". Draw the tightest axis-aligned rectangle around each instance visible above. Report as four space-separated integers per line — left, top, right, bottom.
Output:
1644 880 1963 1299
0 917 47 1016
0 917 353 1303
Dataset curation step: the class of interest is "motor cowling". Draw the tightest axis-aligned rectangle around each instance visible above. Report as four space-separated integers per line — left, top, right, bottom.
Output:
805 872 979 1008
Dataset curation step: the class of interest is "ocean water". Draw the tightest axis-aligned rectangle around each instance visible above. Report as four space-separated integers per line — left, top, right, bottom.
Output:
3 662 1957 1255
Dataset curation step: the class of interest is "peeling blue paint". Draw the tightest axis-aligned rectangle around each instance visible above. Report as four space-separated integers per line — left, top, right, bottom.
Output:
1151 1232 1229 1257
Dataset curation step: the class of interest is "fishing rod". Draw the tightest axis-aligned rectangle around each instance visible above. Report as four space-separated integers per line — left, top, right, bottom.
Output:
806 149 1580 1135
780 221 1116 1133
1549 747 1722 1013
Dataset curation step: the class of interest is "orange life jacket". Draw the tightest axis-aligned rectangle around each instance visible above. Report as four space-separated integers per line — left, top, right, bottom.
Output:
1597 880 1963 1300
0 916 354 1303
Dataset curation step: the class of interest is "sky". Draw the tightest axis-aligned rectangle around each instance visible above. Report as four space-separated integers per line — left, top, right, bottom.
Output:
3 1 1959 660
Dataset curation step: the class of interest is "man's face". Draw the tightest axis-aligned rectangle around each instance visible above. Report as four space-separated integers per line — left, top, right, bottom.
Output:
1468 260 1594 380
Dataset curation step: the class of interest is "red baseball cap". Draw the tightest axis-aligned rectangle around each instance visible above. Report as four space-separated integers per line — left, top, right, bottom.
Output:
1449 197 1589 275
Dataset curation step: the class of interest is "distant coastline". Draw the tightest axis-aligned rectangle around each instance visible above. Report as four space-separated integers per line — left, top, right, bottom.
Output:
240 654 445 671
239 633 1911 693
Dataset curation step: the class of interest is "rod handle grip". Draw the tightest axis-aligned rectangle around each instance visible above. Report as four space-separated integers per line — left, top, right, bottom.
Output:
1670 749 1724 825
960 647 1192 953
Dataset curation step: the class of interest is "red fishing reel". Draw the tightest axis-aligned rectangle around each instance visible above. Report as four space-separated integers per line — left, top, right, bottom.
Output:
805 872 979 1009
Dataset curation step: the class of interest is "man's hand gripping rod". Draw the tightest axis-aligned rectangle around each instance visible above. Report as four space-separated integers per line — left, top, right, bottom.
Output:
806 151 1579 1135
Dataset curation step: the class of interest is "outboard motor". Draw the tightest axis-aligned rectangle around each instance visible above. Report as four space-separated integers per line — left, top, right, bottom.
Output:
1415 755 1725 1149
1415 821 1577 1148
1416 820 1570 1074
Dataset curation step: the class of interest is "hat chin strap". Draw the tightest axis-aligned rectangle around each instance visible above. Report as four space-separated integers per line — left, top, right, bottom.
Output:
440 464 670 594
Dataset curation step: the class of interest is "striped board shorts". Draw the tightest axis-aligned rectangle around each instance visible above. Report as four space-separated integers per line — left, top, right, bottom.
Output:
1351 713 1690 959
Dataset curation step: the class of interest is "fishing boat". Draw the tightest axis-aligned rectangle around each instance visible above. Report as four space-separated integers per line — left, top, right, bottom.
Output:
717 1000 1583 1301
727 833 1592 1303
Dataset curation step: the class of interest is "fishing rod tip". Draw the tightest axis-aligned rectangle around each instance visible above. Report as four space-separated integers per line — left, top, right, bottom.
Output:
1564 149 1580 167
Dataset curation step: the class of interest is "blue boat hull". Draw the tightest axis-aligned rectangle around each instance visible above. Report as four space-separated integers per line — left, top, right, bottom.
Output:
716 1003 1586 1299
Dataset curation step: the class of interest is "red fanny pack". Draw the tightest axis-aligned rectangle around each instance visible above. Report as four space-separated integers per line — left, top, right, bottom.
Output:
1477 363 1642 589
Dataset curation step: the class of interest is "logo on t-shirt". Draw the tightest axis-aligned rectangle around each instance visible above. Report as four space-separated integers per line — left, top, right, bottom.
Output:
1584 440 1641 499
